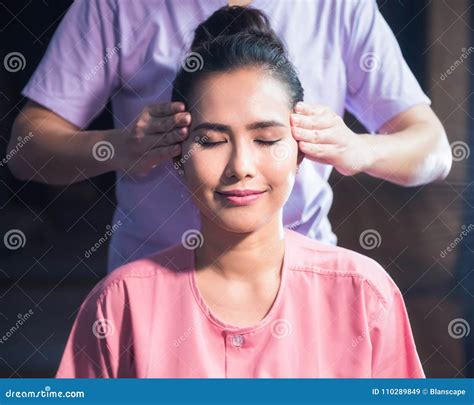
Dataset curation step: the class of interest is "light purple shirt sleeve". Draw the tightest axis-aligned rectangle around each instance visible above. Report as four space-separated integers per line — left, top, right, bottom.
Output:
21 0 120 129
342 0 431 133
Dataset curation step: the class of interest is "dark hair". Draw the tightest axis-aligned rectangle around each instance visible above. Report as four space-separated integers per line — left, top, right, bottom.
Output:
171 5 304 108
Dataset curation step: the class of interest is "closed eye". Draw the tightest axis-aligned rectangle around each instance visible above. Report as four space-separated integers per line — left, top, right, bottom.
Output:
199 140 281 148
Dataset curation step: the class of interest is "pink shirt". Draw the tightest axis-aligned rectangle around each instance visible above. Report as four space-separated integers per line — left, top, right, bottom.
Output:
56 229 424 378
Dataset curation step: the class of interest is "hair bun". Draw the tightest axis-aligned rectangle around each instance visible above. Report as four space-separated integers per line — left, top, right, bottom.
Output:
191 5 280 50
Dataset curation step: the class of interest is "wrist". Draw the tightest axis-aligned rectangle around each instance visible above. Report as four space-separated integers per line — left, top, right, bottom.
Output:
98 127 124 173
356 133 378 174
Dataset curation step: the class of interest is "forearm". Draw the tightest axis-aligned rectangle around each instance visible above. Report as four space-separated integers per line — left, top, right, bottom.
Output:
7 122 121 186
360 122 452 187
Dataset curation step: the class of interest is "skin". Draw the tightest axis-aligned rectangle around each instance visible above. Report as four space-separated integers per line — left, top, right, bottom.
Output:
291 102 452 187
179 66 303 327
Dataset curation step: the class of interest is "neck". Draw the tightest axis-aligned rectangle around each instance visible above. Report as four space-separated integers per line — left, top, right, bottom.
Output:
194 214 286 283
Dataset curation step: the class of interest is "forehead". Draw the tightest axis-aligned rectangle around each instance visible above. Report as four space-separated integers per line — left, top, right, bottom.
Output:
189 67 291 125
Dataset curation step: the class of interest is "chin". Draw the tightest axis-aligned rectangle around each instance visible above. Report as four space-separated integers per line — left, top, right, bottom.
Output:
206 211 266 234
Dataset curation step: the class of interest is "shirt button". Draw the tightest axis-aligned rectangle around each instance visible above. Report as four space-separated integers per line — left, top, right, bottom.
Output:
231 334 244 347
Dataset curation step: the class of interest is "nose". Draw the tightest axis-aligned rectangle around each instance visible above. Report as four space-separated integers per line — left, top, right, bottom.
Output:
224 140 257 180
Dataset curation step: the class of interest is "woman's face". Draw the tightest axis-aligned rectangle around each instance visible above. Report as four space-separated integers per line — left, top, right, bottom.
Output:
181 66 303 233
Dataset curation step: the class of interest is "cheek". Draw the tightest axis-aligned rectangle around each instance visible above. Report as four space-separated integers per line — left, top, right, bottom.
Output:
182 146 221 190
274 140 299 192
266 139 299 179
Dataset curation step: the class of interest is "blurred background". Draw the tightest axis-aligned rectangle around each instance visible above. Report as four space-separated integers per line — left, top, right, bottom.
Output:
0 0 472 378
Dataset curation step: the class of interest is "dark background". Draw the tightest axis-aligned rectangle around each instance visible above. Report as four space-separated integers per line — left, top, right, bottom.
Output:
0 0 472 377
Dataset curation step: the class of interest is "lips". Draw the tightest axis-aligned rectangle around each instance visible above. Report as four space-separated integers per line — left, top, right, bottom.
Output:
215 189 267 206
216 189 266 197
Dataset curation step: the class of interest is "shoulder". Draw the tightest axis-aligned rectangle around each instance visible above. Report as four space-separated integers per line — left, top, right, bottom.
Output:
84 243 191 305
286 229 398 308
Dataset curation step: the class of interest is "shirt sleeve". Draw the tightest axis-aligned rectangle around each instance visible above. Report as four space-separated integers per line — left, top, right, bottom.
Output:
343 0 431 133
21 0 120 129
55 281 134 378
369 287 425 378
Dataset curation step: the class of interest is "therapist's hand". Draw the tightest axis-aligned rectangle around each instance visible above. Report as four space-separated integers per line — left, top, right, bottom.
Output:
112 101 191 176
291 102 368 176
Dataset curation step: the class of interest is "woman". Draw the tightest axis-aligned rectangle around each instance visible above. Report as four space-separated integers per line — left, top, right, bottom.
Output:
56 6 424 378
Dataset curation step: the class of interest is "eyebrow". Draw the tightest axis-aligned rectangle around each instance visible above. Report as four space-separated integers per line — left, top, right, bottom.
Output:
191 120 287 135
